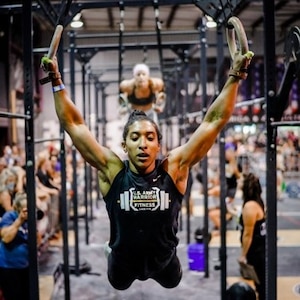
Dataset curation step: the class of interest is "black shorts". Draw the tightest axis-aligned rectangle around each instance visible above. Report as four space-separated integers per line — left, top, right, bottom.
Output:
107 251 182 290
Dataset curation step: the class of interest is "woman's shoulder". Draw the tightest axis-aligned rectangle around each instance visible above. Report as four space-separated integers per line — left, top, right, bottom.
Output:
120 78 135 92
244 200 261 209
243 200 264 219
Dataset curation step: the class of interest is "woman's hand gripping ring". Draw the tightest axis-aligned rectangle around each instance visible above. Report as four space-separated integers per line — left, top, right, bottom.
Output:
226 17 254 79
226 16 248 59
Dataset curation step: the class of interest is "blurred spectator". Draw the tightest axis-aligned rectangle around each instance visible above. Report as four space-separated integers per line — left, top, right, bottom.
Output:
36 152 61 191
208 143 241 235
48 154 61 185
0 166 25 218
238 173 266 300
0 192 30 300
0 158 7 175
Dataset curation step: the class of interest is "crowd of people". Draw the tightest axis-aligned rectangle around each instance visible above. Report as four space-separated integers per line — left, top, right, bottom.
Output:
0 142 75 299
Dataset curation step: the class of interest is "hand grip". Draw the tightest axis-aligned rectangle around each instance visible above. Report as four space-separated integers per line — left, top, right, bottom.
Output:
47 25 63 59
226 17 248 59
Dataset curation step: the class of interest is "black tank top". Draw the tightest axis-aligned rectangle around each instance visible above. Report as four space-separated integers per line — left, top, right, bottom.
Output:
127 86 156 106
103 160 183 264
240 213 266 255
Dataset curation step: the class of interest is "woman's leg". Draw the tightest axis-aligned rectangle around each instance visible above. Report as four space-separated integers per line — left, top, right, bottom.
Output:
152 254 182 288
107 253 135 290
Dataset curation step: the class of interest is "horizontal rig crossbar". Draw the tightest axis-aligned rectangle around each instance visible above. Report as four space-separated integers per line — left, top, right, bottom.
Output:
271 121 300 127
55 0 196 10
34 137 63 144
0 1 196 13
33 41 224 54
235 97 265 108
75 30 199 39
0 111 31 120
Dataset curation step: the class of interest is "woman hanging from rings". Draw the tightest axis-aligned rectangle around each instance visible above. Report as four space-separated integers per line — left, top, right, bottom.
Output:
119 63 166 124
40 45 253 289
39 12 254 291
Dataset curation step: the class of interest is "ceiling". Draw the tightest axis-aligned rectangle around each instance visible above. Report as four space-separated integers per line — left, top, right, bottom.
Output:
24 1 299 36
35 0 300 46
2 1 300 54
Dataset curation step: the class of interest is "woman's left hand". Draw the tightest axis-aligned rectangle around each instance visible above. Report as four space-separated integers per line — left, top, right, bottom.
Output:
238 255 247 264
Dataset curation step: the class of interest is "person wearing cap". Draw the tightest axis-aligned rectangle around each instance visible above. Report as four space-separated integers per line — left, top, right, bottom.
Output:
119 63 165 123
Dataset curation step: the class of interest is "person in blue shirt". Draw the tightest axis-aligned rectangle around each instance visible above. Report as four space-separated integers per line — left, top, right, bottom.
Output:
0 192 29 300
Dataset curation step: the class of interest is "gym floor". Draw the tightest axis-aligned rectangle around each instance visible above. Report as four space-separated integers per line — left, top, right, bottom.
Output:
38 178 300 300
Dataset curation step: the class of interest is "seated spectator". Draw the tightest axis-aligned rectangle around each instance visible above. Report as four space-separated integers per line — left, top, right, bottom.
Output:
36 152 61 191
0 192 30 300
48 153 61 185
0 166 25 218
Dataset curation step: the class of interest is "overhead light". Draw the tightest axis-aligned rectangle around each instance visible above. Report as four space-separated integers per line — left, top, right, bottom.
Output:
71 13 84 28
205 15 217 28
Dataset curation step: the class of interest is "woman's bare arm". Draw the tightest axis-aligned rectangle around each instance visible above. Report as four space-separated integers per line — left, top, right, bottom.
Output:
164 51 253 193
41 57 124 186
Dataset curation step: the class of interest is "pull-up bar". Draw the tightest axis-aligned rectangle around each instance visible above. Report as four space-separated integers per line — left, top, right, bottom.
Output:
0 111 31 119
153 0 164 76
118 1 125 86
235 97 265 108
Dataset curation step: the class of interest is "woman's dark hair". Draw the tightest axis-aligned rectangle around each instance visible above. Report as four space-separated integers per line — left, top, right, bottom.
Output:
242 173 264 210
226 282 256 300
122 110 162 143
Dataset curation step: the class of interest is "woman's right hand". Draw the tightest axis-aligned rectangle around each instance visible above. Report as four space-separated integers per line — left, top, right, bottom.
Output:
18 207 28 223
40 55 59 74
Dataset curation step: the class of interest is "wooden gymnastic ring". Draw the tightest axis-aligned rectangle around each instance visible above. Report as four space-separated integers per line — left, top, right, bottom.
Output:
284 26 300 75
226 16 248 59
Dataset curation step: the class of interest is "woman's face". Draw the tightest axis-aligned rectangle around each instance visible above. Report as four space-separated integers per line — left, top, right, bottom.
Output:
123 120 160 174
134 70 149 88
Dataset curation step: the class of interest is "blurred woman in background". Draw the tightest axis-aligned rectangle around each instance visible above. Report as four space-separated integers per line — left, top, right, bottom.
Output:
239 173 266 300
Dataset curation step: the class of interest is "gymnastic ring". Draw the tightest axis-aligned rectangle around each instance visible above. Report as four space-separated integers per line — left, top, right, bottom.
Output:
226 16 249 59
284 26 300 75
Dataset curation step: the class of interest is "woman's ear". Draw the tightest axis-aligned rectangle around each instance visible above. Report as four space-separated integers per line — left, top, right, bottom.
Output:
121 142 127 153
157 144 161 154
